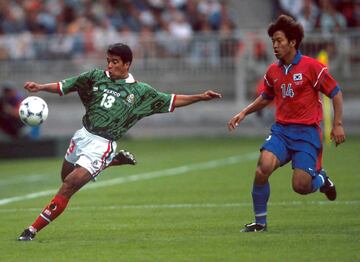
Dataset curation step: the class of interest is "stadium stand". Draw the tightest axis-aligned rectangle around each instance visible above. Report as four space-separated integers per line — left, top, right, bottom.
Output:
0 0 359 143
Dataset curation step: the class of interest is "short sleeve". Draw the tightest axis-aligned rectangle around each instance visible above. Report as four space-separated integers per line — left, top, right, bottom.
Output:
147 88 174 113
58 69 96 95
134 83 174 116
311 62 339 98
262 69 275 100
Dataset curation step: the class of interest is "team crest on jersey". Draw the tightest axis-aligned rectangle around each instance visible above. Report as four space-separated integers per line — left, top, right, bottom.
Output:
126 94 135 105
293 73 302 81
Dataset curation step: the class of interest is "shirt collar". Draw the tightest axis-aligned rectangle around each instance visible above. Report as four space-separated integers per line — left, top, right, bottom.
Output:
278 50 302 66
105 71 136 83
123 73 135 83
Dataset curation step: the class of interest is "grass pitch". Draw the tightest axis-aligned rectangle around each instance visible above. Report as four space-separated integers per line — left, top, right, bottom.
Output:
0 137 359 261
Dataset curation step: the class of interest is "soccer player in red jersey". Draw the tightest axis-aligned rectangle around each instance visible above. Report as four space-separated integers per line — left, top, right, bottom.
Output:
228 15 345 232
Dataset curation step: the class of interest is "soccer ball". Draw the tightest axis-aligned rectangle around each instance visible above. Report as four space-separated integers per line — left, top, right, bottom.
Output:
19 96 49 126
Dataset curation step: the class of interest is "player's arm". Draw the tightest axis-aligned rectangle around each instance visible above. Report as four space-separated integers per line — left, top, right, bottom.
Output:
173 90 222 108
24 82 59 94
228 95 272 131
316 65 346 146
331 91 345 146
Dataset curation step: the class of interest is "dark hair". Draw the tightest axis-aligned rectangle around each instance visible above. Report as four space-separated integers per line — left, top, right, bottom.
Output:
107 43 133 64
267 15 304 50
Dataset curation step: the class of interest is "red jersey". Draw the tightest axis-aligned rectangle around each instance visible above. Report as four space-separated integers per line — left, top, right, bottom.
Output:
262 51 340 125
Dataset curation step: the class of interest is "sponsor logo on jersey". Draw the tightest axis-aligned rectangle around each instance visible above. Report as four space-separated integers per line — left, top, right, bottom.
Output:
293 73 302 81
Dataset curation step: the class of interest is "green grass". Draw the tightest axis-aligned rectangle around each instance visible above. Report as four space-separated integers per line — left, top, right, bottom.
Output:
0 137 359 261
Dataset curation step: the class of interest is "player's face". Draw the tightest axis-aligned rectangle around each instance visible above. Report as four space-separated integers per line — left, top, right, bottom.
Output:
271 31 296 64
106 54 130 80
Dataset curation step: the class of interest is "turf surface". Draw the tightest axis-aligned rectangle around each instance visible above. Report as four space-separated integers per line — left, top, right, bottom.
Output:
0 137 359 261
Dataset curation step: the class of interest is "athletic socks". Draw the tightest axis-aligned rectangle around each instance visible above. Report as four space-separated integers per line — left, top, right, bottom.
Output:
311 171 326 192
30 194 69 232
252 182 270 225
250 170 326 226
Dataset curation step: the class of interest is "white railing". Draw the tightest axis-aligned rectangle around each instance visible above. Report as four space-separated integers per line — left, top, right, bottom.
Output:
0 29 359 103
1 30 359 138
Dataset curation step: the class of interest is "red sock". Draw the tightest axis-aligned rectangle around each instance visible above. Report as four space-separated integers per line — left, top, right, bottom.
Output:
31 194 69 232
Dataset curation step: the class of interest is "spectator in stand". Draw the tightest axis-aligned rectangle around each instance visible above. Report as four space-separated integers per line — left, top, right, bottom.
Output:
0 1 25 34
167 11 193 55
317 0 347 34
0 81 26 139
335 0 357 28
219 20 241 59
276 0 303 18
356 2 360 27
0 0 238 60
297 0 319 32
190 12 219 66
197 0 222 30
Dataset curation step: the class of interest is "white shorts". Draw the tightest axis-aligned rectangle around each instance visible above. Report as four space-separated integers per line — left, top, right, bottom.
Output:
65 127 117 178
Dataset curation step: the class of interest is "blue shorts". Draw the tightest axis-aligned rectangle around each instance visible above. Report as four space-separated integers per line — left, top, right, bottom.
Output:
260 123 322 177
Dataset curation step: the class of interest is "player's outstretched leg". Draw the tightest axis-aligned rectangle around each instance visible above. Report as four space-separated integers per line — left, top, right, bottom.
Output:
18 167 90 241
109 150 137 166
18 194 69 241
319 169 336 201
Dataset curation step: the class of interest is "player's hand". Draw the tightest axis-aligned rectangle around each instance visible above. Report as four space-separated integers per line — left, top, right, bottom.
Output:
228 112 246 131
202 90 222 100
24 82 41 92
330 124 346 147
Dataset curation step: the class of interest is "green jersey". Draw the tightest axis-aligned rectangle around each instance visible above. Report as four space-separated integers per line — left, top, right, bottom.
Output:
58 69 174 140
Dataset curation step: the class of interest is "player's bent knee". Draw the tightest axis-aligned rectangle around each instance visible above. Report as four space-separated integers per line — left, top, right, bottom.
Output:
292 169 313 195
292 182 311 195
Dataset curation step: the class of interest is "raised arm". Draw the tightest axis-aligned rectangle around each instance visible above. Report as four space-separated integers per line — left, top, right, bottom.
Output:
228 95 272 131
24 82 59 94
173 90 222 108
330 91 346 146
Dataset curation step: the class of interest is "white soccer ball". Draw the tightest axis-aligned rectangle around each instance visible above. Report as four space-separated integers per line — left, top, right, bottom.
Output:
19 96 49 126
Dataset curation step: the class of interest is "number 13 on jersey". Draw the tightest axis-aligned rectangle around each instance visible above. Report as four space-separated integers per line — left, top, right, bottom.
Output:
100 93 116 108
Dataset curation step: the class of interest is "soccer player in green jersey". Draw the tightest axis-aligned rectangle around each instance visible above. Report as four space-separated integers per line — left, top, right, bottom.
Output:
18 43 222 241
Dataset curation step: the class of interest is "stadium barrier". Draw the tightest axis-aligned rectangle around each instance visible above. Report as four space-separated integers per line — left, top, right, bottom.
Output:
0 30 359 139
0 137 70 159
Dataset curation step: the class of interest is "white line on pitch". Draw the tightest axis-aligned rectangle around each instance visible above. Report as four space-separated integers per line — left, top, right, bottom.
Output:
0 200 359 213
0 152 258 206
0 174 47 187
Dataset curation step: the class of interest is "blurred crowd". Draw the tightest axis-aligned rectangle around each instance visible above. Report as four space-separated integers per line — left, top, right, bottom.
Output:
0 0 236 35
0 0 239 60
275 0 360 33
0 0 358 61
